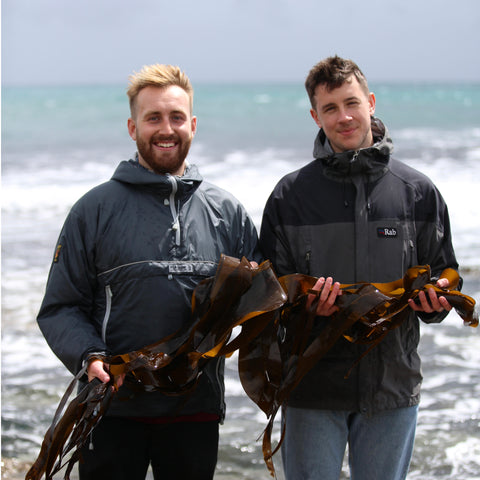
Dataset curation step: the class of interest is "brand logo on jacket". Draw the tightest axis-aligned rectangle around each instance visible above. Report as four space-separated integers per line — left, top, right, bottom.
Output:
377 227 398 238
168 263 194 273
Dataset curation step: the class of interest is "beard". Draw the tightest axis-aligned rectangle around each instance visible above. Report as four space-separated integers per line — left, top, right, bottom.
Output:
136 134 193 175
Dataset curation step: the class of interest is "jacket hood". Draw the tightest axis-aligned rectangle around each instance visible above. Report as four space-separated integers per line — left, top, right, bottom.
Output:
312 117 393 181
111 158 202 197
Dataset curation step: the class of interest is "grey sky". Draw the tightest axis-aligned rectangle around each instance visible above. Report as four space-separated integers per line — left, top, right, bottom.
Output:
2 0 479 86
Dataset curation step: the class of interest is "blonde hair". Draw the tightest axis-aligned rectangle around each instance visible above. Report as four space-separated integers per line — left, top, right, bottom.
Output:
127 64 194 116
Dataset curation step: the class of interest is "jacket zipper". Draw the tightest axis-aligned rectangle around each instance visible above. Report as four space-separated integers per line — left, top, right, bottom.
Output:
305 251 311 275
102 285 113 343
167 176 181 245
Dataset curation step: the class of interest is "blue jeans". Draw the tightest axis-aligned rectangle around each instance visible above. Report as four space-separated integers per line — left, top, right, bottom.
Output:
281 405 418 480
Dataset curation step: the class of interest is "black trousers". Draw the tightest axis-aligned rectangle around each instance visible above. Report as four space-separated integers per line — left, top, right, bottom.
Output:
79 416 219 480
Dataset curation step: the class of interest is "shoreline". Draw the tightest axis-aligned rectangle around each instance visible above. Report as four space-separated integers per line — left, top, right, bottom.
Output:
2 457 153 480
0 457 259 480
2 458 43 480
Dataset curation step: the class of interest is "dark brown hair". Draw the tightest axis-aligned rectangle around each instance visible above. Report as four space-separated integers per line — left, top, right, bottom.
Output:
305 55 369 108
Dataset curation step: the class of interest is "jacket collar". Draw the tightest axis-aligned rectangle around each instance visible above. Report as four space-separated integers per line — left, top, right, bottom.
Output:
312 117 393 181
111 158 202 198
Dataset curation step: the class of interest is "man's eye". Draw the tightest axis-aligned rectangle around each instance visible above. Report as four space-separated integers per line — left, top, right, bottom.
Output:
172 118 185 125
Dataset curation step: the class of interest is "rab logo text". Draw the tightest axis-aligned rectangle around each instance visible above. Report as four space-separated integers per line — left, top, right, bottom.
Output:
377 227 398 238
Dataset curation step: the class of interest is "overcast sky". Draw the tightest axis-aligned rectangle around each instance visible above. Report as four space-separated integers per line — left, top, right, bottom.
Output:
2 0 480 86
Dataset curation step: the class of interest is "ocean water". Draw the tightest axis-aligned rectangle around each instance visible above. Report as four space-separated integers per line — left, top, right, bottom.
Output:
2 83 480 479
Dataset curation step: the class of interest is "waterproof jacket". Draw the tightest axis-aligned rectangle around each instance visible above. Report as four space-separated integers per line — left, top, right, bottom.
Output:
38 159 261 419
259 118 459 415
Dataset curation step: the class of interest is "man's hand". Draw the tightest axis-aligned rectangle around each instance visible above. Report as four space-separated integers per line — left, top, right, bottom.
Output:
408 277 453 313
87 359 111 383
87 359 125 387
306 276 341 317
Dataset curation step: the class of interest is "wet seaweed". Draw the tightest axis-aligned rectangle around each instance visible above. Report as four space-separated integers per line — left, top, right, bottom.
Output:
239 265 478 477
26 258 478 479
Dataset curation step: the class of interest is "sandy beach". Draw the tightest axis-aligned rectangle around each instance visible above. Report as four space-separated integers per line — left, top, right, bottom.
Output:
1 458 155 480
2 458 41 480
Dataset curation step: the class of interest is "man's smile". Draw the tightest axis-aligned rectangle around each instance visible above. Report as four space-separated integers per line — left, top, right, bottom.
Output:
155 141 176 149
337 124 357 137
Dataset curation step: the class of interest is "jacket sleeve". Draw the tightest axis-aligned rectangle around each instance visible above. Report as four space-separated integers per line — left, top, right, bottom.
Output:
37 206 107 375
235 204 263 264
415 182 461 324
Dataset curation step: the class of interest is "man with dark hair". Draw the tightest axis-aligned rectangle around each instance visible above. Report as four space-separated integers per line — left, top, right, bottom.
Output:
260 55 458 480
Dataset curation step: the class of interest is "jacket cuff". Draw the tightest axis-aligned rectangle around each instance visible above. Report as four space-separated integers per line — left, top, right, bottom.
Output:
82 350 107 368
418 309 449 324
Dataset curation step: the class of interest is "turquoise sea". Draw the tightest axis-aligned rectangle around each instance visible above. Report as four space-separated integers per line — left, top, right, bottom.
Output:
2 83 480 479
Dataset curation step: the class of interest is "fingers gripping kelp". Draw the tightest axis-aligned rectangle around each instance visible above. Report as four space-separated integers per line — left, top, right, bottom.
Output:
26 255 287 480
26 259 478 479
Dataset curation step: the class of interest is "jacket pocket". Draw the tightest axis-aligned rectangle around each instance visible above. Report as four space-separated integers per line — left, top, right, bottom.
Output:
101 285 113 343
369 221 416 279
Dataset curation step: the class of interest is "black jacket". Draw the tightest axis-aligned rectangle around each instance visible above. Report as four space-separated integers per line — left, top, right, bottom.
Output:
38 159 261 418
260 118 459 415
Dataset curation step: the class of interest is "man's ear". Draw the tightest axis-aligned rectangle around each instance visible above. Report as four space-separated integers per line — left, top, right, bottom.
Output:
127 118 136 141
191 116 197 136
368 92 376 116
310 108 322 129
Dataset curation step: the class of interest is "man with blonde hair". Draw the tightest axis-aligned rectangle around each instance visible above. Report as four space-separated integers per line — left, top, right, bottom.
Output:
37 64 261 479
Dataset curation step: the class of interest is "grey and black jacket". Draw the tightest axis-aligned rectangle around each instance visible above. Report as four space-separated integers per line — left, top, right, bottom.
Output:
38 159 261 419
259 117 459 415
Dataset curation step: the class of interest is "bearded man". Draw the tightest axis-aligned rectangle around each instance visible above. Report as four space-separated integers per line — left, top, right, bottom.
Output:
37 64 261 480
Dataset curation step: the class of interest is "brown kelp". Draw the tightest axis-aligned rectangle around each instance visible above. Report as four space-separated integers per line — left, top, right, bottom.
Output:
26 258 478 479
25 374 118 480
26 255 287 480
238 265 478 477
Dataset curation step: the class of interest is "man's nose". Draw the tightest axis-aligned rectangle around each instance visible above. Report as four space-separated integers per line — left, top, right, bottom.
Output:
158 119 174 135
338 107 353 122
